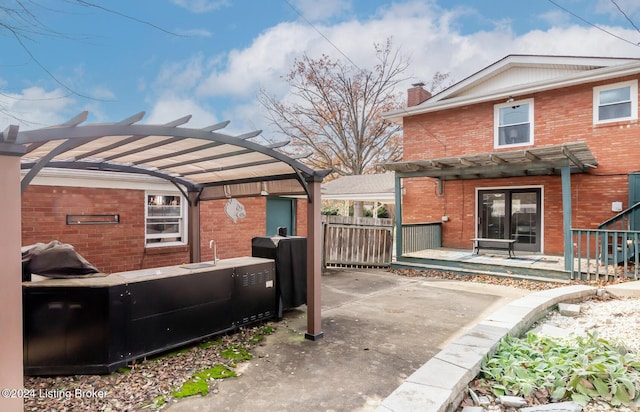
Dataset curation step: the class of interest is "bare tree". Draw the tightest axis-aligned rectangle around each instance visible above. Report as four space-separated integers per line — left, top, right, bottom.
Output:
259 39 410 177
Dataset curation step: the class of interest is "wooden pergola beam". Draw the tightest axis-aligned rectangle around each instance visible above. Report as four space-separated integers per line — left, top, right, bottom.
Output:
562 146 585 170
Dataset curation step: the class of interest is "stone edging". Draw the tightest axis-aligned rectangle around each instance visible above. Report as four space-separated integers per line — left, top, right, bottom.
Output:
374 285 597 412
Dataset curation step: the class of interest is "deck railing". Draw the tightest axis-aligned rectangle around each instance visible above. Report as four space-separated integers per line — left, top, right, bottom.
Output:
401 222 442 255
322 215 393 267
598 201 640 231
571 229 640 280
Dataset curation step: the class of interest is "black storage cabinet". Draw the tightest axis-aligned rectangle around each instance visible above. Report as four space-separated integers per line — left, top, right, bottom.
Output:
251 236 307 319
23 285 129 375
23 259 276 376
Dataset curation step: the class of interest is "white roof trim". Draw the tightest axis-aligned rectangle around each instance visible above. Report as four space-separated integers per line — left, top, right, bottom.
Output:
385 55 640 122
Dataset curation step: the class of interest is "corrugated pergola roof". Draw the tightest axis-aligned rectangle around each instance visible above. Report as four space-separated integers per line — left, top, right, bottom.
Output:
7 111 329 200
382 142 598 179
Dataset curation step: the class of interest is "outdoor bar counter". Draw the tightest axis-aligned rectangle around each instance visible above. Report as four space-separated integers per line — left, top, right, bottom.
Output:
23 257 276 376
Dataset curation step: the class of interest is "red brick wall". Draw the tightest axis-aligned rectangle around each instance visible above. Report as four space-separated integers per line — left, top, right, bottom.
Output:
22 186 311 273
402 175 632 255
21 186 164 273
401 75 640 255
199 197 266 261
199 197 308 261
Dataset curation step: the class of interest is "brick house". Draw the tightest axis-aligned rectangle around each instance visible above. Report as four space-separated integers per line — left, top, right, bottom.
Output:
383 55 640 276
22 169 309 274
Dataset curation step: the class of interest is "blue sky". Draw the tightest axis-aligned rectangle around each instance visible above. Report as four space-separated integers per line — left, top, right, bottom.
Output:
1 0 640 135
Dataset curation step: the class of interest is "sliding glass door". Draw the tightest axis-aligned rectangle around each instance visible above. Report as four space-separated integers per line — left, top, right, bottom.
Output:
478 188 541 253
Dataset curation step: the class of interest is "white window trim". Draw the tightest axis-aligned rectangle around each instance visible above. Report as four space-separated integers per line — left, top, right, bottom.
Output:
593 79 638 125
145 191 188 248
493 98 534 149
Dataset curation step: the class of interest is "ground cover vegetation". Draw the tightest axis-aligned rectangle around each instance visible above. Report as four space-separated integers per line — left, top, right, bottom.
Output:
478 332 640 407
24 324 275 411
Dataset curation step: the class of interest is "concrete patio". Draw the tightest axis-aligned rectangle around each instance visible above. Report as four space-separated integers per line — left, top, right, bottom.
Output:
166 268 531 412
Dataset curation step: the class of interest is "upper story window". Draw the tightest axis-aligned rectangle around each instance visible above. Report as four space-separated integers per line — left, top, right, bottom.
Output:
145 193 187 247
494 98 534 148
593 80 638 124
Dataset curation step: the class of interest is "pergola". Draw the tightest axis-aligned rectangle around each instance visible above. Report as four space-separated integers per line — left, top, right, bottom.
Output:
383 142 598 269
0 111 329 409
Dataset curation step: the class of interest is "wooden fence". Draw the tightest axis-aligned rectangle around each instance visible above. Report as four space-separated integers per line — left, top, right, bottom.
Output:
322 215 394 267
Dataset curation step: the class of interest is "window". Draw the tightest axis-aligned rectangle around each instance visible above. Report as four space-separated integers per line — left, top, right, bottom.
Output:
494 98 534 148
593 80 638 124
145 193 187 246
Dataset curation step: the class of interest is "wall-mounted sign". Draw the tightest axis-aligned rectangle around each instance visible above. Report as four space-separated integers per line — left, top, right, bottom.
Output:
224 198 247 223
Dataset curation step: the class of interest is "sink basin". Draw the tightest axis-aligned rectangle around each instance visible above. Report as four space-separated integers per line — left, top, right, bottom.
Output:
182 262 215 269
120 268 168 279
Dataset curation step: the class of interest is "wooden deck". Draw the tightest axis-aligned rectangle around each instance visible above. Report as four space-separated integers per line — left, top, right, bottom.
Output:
395 248 570 281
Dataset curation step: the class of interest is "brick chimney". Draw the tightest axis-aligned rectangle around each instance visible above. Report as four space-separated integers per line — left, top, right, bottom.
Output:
407 82 431 107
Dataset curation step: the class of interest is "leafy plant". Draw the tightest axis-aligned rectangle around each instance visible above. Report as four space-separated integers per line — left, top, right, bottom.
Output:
480 332 640 406
321 207 340 215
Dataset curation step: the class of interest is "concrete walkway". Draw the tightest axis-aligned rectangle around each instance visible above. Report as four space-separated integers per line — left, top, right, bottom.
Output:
166 268 531 412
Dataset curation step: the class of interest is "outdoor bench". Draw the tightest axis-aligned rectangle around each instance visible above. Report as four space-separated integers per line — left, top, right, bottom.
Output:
471 238 517 258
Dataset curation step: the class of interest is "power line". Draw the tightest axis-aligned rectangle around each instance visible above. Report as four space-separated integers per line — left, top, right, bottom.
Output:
0 91 74 101
75 0 184 37
282 0 361 70
609 0 640 35
547 0 640 47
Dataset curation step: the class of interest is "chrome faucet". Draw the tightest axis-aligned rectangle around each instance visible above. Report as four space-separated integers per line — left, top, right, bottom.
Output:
209 239 219 265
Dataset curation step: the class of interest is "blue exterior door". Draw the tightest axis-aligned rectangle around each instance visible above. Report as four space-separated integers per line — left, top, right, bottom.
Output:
266 198 295 236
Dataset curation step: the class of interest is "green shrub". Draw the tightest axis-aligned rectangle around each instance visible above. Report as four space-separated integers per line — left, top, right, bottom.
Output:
321 207 339 215
481 332 640 406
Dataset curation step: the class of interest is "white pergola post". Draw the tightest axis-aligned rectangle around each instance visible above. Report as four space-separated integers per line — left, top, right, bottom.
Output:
0 131 25 411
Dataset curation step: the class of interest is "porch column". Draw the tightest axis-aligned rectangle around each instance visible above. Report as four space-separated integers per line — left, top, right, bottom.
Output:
395 174 403 259
305 177 323 340
0 132 26 411
187 191 201 263
561 165 572 271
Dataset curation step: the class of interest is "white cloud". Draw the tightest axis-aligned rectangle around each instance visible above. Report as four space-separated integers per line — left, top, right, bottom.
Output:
145 95 219 129
89 86 116 101
0 87 77 129
538 9 573 28
175 28 213 37
289 0 352 22
154 54 205 94
171 0 230 13
195 22 316 98
595 0 640 21
3 0 639 148
151 0 640 137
